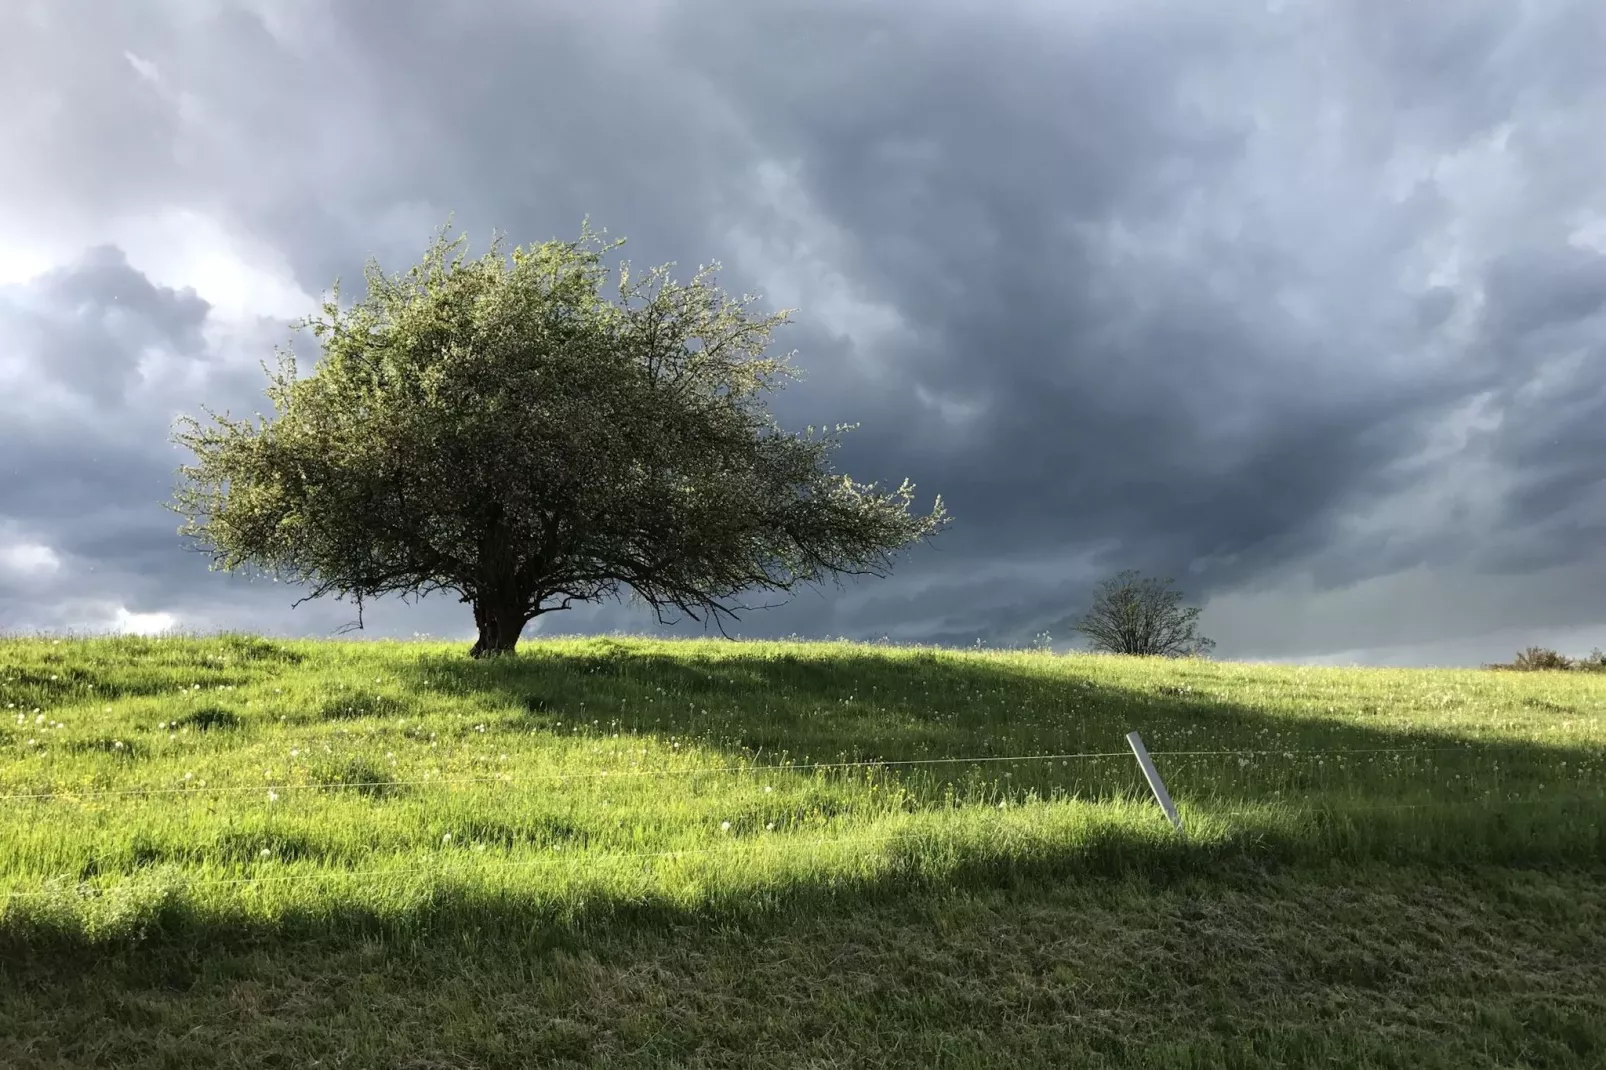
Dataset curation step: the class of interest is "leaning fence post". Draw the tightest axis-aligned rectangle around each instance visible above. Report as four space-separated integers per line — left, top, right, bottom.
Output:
1126 731 1184 835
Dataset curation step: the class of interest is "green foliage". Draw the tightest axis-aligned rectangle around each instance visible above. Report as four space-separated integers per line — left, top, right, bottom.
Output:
1486 646 1606 672
1072 570 1215 657
169 222 946 657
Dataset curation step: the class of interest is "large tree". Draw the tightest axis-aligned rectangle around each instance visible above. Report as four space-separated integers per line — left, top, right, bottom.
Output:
1071 570 1215 658
169 223 947 657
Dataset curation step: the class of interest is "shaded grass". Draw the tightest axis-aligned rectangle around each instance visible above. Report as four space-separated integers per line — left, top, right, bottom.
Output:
2 861 1602 1068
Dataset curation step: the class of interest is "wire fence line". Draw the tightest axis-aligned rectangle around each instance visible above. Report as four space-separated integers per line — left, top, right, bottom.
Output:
1210 792 1606 818
0 744 1565 803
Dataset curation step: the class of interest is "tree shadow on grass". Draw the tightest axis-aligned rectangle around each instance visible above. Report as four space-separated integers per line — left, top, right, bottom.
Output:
396 639 1606 810
5 850 1604 1070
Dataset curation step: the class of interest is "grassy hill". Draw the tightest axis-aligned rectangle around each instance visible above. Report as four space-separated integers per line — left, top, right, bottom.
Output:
1 634 1603 1068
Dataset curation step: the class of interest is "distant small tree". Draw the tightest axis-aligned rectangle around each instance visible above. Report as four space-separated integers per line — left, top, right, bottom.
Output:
1487 646 1606 672
1512 646 1574 671
1073 570 1214 658
169 222 947 659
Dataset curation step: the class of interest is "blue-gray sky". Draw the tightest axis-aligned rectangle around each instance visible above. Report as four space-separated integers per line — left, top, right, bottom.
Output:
4 0 1606 666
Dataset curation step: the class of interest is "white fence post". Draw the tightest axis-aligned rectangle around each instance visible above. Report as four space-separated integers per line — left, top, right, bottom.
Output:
1126 730 1184 835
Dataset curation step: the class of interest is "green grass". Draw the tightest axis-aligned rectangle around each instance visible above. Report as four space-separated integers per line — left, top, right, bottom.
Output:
1 632 1603 1068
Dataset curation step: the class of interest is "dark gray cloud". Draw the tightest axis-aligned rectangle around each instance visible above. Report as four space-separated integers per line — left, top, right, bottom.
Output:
3 0 1606 664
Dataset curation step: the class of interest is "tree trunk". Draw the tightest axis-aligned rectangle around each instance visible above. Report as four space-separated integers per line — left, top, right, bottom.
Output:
468 598 529 659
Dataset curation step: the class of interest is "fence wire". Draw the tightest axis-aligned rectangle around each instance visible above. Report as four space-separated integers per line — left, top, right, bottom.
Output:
0 745 1547 803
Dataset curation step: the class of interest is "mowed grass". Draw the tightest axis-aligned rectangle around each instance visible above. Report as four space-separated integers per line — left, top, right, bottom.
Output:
1 632 1603 1068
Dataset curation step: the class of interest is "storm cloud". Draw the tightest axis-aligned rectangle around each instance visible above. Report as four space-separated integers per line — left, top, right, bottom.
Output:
4 0 1606 665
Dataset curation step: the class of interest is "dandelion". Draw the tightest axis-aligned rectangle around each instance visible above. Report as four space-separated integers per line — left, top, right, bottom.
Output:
268 790 280 803
442 833 452 844
183 772 193 781
721 821 732 832
260 848 272 858
766 822 776 831
113 740 124 750
290 748 299 757
763 785 772 793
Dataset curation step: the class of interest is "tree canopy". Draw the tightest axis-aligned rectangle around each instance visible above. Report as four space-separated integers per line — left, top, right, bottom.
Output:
1072 570 1214 658
169 222 947 657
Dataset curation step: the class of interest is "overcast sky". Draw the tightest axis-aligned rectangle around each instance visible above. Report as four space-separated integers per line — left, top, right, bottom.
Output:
3 0 1606 666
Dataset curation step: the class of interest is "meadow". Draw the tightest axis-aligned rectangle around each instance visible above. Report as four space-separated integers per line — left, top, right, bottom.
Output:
1 632 1603 1068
